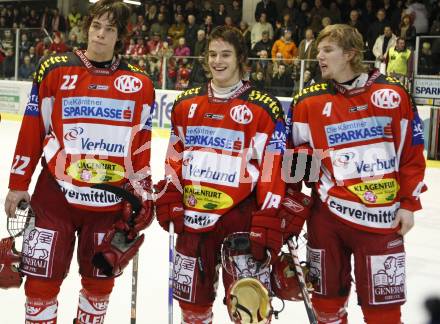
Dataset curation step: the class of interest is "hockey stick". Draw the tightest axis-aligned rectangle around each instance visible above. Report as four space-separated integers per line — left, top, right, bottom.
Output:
131 252 139 324
286 237 318 324
92 183 142 324
168 221 175 324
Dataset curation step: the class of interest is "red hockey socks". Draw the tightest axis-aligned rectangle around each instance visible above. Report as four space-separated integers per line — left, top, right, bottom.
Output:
25 297 58 324
361 305 402 324
312 295 348 324
180 301 213 324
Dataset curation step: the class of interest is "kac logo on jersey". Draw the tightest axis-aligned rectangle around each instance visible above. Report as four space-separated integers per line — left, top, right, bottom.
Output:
230 105 253 125
371 89 401 109
114 75 143 93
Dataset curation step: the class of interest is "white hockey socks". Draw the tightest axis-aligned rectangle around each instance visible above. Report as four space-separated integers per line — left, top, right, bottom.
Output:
25 297 58 324
75 288 109 324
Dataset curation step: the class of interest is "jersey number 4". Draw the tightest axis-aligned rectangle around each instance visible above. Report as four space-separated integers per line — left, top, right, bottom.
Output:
322 102 332 117
60 75 78 90
11 155 30 175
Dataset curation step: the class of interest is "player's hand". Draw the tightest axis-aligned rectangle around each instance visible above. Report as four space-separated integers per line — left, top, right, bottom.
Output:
4 190 30 218
154 179 184 234
392 208 414 236
116 178 154 240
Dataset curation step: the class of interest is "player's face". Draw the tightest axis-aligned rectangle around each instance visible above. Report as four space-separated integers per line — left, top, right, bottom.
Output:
317 37 354 82
208 39 241 88
86 13 118 62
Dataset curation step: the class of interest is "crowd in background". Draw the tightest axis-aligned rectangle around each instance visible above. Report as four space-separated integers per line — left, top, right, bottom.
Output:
1 0 440 95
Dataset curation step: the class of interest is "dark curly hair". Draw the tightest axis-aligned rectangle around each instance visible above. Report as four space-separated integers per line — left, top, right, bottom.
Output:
83 0 131 54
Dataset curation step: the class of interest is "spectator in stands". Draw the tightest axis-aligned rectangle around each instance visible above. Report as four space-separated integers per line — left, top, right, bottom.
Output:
0 15 8 28
296 28 318 76
229 0 242 26
200 1 215 24
303 69 315 87
18 55 35 80
49 31 68 54
158 3 171 25
28 46 38 66
213 3 227 27
51 8 66 33
366 8 389 60
150 13 169 41
361 0 376 26
404 0 429 34
347 9 365 38
251 12 274 48
138 58 147 71
35 37 51 58
145 4 158 26
399 14 417 50
418 42 437 75
309 0 331 34
386 37 413 85
271 63 294 96
168 13 186 46
133 37 148 58
238 21 251 51
66 33 81 51
2 29 14 52
274 13 300 44
321 16 332 29
203 14 214 35
251 30 274 58
67 4 82 30
255 0 278 26
194 29 207 57
185 1 199 21
224 16 234 28
373 26 397 74
174 36 190 62
189 56 207 87
271 28 297 64
0 47 15 78
19 33 31 61
132 15 146 38
26 9 40 28
251 70 266 89
185 14 199 55
69 19 86 46
251 49 273 86
328 2 342 24
11 7 21 27
147 31 164 57
175 65 191 90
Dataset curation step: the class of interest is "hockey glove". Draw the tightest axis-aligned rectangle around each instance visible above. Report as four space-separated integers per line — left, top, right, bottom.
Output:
279 188 313 241
154 179 184 234
249 190 313 263
0 237 22 289
93 228 144 277
115 178 154 240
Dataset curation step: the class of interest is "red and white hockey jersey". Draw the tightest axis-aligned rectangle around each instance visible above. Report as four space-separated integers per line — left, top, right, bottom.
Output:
9 50 155 212
289 71 426 233
165 81 286 232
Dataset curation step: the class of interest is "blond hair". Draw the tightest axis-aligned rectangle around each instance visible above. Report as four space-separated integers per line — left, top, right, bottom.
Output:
316 24 366 74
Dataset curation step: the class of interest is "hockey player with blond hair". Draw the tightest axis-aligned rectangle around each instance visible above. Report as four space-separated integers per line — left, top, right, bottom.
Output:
288 24 426 323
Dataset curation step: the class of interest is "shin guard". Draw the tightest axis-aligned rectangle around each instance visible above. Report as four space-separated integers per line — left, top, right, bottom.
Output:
76 289 109 324
181 302 213 324
25 297 58 324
